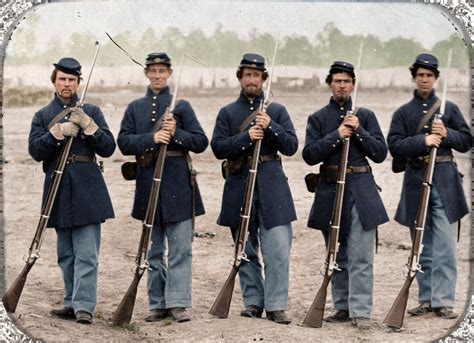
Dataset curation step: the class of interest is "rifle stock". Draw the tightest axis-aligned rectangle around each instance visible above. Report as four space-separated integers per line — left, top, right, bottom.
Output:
112 52 186 325
209 40 279 319
383 275 415 329
383 49 453 330
302 275 330 328
209 266 238 318
2 42 101 313
112 268 145 325
2 259 36 313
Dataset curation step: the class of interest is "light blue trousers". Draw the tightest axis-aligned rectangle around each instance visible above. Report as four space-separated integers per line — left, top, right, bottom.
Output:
147 219 193 310
231 213 292 311
323 206 375 319
55 223 101 315
411 186 457 308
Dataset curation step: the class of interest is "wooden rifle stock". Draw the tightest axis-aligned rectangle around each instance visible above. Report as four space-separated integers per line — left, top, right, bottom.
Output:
302 135 350 327
209 139 259 318
383 148 435 329
112 51 186 325
112 144 167 326
209 39 279 319
2 43 102 313
111 266 145 325
383 49 452 330
209 266 239 318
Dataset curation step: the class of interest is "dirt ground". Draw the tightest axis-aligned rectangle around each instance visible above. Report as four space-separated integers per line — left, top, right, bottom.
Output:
1 88 471 342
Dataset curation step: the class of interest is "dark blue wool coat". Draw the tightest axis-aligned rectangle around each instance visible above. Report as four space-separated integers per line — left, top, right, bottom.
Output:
387 90 470 227
117 86 208 225
29 93 115 228
303 97 389 238
211 90 298 229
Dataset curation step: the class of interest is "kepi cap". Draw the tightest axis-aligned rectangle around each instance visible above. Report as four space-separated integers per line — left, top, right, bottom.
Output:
410 53 439 76
146 52 171 66
239 53 266 71
53 57 82 76
328 61 355 78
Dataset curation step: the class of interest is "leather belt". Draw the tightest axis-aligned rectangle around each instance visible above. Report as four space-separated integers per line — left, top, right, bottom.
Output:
136 149 185 167
166 150 185 157
320 164 372 174
247 153 281 164
409 155 454 166
67 154 96 163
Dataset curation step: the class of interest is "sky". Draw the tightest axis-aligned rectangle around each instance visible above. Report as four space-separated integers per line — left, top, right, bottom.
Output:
20 1 467 51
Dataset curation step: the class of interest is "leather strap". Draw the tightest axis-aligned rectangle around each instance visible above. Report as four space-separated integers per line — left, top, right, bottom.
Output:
238 101 273 132
415 98 442 134
320 164 372 174
47 107 73 130
67 154 96 163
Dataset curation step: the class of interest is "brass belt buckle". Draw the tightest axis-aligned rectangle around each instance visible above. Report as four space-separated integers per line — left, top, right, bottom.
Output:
346 167 353 174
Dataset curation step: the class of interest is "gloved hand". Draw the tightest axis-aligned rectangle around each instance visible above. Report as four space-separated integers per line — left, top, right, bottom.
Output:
50 122 80 140
69 106 98 135
69 107 91 130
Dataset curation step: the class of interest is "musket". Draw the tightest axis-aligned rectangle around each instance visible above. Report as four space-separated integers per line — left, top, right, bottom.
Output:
302 42 364 328
209 40 279 319
383 49 453 330
2 41 101 313
112 52 186 326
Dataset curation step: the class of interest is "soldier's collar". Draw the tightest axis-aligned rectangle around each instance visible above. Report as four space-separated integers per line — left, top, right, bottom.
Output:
146 85 170 97
53 92 79 107
414 89 436 102
239 89 264 103
329 96 352 111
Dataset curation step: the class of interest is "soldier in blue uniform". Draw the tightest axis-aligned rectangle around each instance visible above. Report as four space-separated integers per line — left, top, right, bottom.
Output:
302 61 388 330
117 52 208 323
387 53 470 320
211 53 298 324
28 57 115 324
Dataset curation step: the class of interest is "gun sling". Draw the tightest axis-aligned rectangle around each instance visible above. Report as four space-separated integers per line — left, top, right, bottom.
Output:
221 102 274 179
392 99 441 172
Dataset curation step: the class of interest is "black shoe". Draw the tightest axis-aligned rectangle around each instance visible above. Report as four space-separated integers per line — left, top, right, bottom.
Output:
75 311 93 324
352 317 371 330
50 307 75 320
266 310 291 325
145 309 170 322
169 307 191 322
407 302 432 316
240 305 263 318
324 309 350 323
434 307 458 319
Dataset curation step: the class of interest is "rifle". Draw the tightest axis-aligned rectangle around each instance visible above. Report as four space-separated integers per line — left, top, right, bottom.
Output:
112 52 186 326
383 49 453 330
2 42 101 313
302 42 364 328
209 41 279 319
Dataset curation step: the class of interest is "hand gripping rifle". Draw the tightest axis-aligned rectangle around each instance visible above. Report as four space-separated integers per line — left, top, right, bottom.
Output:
209 40 279 319
2 42 101 313
302 42 364 328
112 53 186 326
383 49 453 330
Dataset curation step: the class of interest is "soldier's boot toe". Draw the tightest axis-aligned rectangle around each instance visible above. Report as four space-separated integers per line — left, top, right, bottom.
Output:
240 305 263 318
170 307 191 323
407 302 432 316
50 307 75 320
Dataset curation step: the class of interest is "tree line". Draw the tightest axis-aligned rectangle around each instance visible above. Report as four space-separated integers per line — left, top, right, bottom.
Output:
5 16 468 69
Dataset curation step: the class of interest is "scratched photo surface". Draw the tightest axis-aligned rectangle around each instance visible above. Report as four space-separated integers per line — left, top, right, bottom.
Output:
0 1 471 341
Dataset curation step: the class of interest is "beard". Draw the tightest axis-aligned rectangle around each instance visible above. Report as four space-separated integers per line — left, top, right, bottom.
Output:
243 84 262 99
333 92 350 104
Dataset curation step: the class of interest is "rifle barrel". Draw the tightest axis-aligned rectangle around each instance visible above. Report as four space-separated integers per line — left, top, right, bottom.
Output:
2 42 101 313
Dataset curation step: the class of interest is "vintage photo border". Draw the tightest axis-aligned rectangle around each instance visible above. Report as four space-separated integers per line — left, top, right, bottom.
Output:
0 0 471 341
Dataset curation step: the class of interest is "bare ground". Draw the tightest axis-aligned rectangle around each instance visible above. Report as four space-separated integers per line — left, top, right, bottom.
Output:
1 88 471 342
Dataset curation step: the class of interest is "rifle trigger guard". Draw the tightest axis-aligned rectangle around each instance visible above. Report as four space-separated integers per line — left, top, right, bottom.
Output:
238 252 249 262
